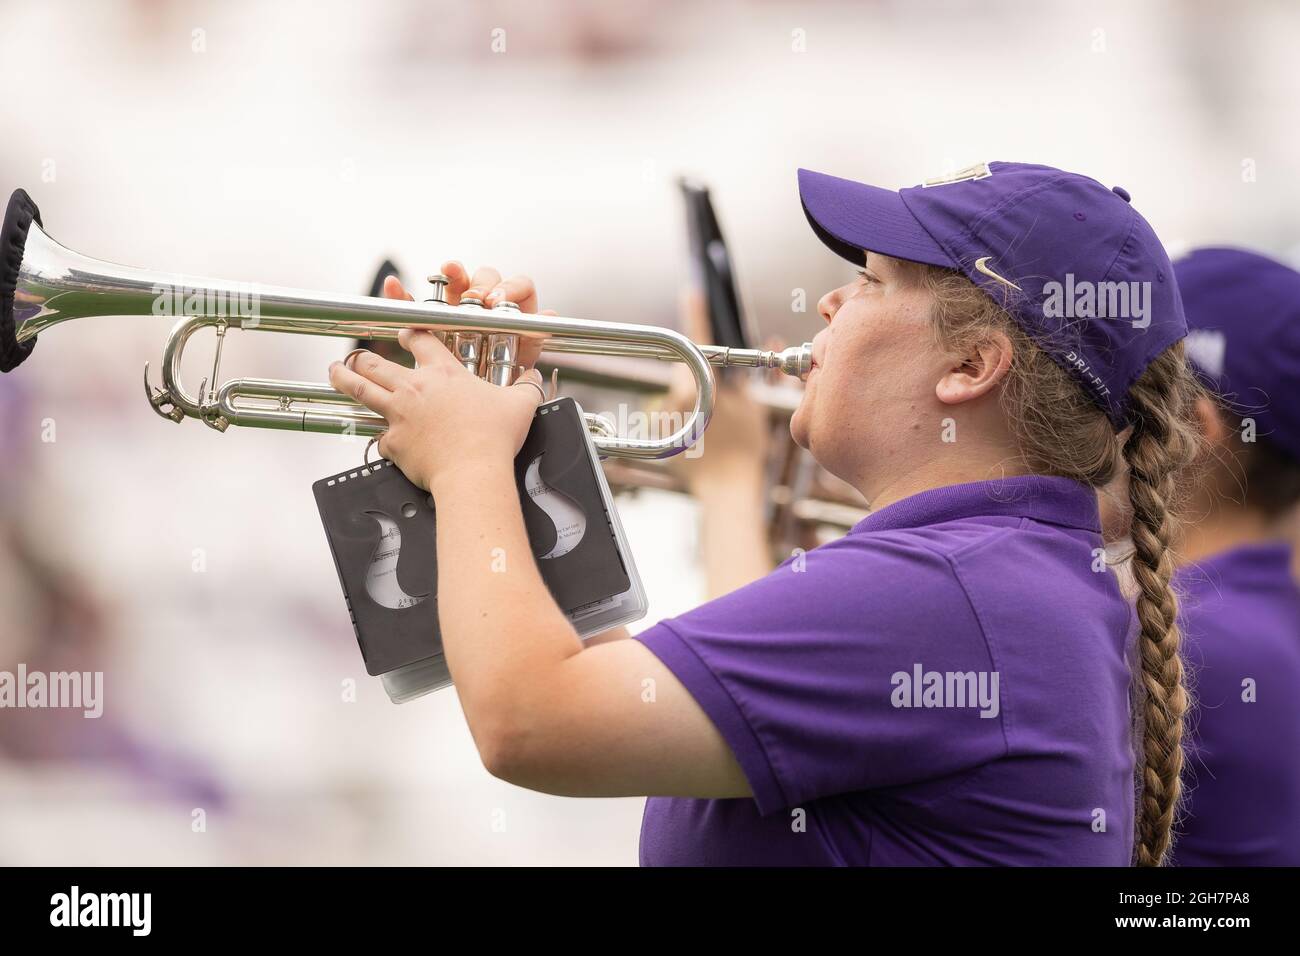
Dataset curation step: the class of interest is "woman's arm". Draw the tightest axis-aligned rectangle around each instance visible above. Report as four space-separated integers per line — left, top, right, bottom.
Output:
584 626 631 645
434 462 752 799
328 263 750 800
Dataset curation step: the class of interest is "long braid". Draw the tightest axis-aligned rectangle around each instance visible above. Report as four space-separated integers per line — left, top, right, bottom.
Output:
919 262 1202 865
1123 346 1200 866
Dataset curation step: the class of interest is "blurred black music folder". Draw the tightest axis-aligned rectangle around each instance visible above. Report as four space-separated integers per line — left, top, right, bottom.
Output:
312 397 647 703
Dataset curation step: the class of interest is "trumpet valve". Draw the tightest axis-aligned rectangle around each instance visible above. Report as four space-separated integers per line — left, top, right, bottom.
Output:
425 273 450 304
450 331 484 374
485 332 519 387
422 274 452 344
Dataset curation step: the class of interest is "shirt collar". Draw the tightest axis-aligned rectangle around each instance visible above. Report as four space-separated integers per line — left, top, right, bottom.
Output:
850 474 1101 535
1184 540 1296 588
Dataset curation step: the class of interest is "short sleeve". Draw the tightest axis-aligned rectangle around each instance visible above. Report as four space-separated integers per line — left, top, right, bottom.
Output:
634 532 1008 815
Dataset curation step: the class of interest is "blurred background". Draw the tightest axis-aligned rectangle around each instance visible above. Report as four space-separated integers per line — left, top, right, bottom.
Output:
1 0 1298 865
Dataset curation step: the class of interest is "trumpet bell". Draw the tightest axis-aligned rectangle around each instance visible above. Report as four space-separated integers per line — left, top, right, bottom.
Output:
1 189 44 370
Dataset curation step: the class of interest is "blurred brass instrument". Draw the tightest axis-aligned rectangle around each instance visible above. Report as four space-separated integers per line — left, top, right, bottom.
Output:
542 351 870 552
0 189 810 461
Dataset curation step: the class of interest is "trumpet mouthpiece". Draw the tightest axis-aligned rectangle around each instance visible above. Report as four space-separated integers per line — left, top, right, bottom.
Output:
776 343 814 380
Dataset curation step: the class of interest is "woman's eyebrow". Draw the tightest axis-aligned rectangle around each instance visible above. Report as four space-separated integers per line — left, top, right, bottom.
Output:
864 252 892 275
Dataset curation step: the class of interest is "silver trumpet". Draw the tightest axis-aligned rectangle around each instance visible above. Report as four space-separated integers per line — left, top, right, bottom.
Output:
0 189 811 460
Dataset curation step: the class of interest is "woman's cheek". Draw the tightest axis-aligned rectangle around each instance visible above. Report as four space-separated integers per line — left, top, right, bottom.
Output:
789 402 809 449
790 364 823 447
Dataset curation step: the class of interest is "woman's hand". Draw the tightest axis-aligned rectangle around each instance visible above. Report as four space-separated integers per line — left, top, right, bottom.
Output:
327 260 555 491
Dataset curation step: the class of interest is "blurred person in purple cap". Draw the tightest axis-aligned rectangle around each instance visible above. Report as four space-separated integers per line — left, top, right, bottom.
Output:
1166 247 1300 866
331 162 1203 866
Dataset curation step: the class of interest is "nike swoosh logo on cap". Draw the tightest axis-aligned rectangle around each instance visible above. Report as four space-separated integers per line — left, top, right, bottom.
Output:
974 256 1023 292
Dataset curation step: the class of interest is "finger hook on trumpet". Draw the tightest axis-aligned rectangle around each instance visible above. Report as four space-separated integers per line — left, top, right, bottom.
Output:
142 362 185 424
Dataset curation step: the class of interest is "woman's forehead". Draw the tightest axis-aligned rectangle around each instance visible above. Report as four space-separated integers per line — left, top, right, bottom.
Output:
866 250 919 276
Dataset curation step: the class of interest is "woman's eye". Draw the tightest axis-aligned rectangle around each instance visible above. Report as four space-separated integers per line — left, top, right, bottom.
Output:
856 269 879 285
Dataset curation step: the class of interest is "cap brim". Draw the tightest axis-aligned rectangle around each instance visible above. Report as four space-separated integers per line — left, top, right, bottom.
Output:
798 168 953 269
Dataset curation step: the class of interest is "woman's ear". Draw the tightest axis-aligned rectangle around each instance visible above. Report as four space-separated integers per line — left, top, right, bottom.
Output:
1192 395 1252 504
935 331 1014 406
1193 394 1230 446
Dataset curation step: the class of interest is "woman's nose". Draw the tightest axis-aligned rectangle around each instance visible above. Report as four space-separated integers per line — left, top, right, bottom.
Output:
817 288 840 324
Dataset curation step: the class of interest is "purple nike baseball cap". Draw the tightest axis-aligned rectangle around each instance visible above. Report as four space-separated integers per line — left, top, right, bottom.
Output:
797 162 1187 427
1175 247 1300 463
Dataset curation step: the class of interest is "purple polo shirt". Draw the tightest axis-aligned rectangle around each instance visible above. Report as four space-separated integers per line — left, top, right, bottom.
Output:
1172 542 1300 866
634 475 1136 866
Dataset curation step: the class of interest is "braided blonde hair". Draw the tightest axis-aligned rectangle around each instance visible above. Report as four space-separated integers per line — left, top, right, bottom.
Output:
914 262 1201 866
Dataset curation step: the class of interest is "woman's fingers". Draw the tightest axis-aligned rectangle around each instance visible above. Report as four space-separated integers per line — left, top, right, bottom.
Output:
485 274 539 312
440 260 503 303
398 327 460 370
436 262 541 313
464 265 503 303
382 275 415 301
328 360 394 416
511 367 545 411
440 260 471 304
344 348 411 391
439 260 506 306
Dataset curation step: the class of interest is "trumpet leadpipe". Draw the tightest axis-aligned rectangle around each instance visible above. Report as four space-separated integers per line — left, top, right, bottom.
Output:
541 338 812 380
